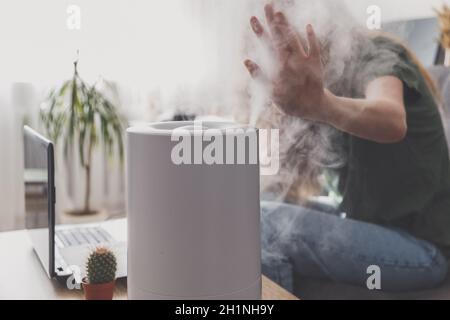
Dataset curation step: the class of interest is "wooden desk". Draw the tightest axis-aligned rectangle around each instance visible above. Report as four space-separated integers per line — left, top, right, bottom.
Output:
0 230 298 300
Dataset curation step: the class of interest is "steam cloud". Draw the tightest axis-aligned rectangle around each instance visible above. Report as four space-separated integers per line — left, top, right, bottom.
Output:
246 0 411 203
247 0 357 203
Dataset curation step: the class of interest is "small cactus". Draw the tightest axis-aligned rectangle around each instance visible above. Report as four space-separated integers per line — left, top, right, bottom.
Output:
86 247 117 284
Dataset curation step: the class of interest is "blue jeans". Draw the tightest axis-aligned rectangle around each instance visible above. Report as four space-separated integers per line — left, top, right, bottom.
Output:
261 201 449 293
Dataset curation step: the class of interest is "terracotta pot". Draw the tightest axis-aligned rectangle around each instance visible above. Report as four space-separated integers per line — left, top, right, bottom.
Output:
82 278 115 300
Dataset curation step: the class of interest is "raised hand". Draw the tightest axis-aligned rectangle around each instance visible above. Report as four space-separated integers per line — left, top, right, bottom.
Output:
245 4 326 122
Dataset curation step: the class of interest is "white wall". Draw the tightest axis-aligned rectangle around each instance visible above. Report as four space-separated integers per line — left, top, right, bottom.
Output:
345 0 449 23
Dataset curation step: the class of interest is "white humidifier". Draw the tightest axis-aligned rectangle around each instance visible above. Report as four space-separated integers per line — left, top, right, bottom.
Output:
126 121 261 300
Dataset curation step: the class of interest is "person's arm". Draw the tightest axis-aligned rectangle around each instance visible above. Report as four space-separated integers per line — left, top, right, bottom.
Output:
244 4 407 144
321 76 407 143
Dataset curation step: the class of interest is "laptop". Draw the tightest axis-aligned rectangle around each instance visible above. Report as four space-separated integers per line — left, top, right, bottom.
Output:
23 126 127 284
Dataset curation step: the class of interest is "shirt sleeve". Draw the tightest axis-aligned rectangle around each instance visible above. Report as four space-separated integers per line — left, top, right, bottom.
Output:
355 36 421 96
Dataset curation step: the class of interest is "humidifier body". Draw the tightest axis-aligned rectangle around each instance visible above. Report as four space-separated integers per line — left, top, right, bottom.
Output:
126 121 261 300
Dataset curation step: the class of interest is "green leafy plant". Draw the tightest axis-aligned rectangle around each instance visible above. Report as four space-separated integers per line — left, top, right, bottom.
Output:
40 59 125 215
86 247 117 284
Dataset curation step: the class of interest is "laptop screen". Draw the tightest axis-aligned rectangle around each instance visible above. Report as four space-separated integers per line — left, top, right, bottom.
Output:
23 126 55 278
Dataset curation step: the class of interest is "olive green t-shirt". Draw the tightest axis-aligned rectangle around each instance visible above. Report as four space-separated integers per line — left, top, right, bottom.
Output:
338 36 450 257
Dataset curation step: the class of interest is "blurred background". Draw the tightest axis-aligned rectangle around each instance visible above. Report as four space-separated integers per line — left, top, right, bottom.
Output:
0 0 448 231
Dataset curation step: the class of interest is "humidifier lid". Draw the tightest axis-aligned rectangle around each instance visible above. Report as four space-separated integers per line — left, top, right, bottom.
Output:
127 121 253 136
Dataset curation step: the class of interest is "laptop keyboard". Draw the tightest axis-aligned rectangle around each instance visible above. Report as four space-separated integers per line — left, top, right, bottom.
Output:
56 227 113 248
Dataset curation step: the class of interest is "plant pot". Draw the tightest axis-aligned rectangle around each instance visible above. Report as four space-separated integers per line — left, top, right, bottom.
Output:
82 278 115 300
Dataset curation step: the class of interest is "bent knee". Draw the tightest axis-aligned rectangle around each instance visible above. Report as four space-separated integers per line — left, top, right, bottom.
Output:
383 248 448 292
428 251 449 288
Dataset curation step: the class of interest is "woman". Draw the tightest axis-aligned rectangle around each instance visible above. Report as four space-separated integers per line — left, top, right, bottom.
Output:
245 3 450 292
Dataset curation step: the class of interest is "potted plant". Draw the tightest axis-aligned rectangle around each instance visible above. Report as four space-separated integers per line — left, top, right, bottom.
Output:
82 247 117 300
40 58 125 215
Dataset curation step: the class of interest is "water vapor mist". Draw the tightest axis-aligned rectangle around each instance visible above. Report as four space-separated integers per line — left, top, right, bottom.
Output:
246 0 410 203
247 0 357 203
